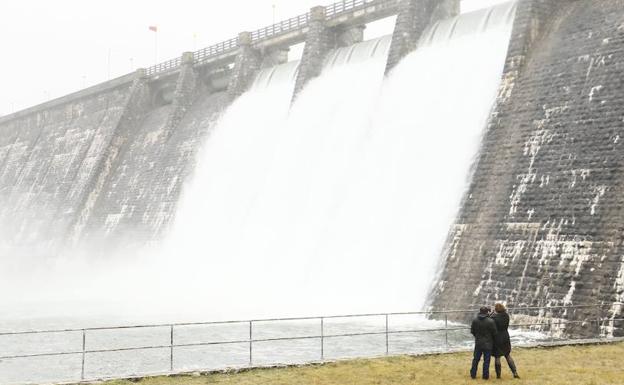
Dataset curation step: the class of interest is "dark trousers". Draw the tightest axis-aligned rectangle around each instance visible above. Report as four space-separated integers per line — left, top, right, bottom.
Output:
470 348 492 379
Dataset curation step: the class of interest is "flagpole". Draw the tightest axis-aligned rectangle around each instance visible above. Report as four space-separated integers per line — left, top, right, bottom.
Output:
154 29 158 65
148 25 158 64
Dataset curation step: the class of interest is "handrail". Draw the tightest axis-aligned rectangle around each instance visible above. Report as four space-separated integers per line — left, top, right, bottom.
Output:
250 14 310 42
193 37 239 66
0 304 611 336
0 303 619 383
144 57 181 77
143 0 393 78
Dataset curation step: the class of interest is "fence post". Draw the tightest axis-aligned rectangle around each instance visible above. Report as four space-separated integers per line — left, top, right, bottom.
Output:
320 317 324 360
597 304 602 339
321 317 325 361
249 321 253 366
170 325 174 372
385 314 389 355
81 329 86 380
445 314 449 348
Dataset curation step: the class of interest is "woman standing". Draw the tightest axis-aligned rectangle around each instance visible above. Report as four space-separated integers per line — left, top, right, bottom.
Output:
491 303 520 379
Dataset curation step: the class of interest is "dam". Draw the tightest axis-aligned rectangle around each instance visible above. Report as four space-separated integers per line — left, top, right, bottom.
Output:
1 0 624 340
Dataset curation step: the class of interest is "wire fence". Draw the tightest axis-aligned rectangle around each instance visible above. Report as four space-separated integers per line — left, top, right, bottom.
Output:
143 0 396 77
1 304 622 384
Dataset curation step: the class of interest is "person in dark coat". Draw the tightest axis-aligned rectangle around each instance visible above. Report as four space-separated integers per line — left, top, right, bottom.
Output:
470 306 497 379
491 303 520 379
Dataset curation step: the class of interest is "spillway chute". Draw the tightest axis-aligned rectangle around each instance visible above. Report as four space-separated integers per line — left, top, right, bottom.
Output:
251 60 300 90
419 1 517 47
323 35 392 69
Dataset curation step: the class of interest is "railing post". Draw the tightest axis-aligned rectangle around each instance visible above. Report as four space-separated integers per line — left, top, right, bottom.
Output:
385 314 389 355
597 304 602 339
170 325 174 372
249 321 253 366
320 317 325 360
445 314 449 348
81 329 86 380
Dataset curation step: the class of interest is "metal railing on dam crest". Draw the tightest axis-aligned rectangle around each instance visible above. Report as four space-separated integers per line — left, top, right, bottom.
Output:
144 0 400 77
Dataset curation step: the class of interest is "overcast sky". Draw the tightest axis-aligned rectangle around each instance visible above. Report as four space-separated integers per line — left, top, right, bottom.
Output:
0 0 510 115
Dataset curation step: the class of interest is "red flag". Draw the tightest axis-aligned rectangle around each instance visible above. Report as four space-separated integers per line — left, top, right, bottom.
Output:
149 25 158 32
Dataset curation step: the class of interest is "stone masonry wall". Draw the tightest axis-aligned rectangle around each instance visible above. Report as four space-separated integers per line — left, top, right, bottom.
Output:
77 63 227 252
293 6 338 99
227 33 263 100
385 0 459 74
430 0 624 337
78 72 229 252
0 83 134 257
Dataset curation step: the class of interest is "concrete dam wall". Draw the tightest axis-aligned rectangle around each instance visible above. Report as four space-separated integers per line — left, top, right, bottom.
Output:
430 0 624 336
2 0 624 334
0 0 458 256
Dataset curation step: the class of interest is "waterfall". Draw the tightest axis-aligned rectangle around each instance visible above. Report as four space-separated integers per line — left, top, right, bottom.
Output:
0 2 517 322
158 2 516 319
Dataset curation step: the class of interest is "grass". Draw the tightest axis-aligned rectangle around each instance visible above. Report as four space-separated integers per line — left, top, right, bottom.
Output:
104 342 624 385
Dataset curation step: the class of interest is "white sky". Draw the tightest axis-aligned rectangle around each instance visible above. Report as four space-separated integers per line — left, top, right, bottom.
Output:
0 0 509 115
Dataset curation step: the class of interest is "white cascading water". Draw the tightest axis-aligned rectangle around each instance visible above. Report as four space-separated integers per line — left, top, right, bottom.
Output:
152 2 517 319
0 2 516 323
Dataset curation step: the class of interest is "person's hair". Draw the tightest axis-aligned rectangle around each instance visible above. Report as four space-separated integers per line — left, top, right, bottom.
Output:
495 303 506 313
479 306 490 314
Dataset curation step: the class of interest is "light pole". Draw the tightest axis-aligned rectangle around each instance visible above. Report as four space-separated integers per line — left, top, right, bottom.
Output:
149 25 158 64
272 4 276 24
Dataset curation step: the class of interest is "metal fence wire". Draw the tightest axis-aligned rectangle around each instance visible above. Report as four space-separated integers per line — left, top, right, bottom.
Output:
1 304 622 383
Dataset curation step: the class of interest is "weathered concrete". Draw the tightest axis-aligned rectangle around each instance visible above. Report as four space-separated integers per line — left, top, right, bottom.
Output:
227 32 264 100
429 0 624 337
0 73 141 256
77 54 205 251
292 6 337 99
68 70 153 247
261 47 290 69
164 52 199 142
385 0 459 74
293 6 367 100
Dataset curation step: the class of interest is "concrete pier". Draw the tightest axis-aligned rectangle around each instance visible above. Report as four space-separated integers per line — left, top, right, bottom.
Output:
385 0 459 74
227 32 263 99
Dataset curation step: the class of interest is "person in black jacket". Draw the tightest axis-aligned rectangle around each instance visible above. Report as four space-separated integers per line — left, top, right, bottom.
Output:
470 306 497 379
491 303 520 379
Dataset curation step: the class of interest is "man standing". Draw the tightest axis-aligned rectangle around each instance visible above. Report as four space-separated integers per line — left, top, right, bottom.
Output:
470 306 497 379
